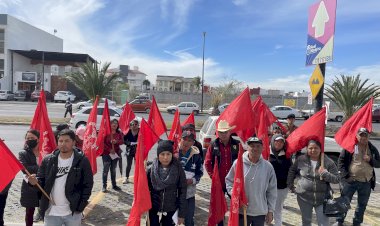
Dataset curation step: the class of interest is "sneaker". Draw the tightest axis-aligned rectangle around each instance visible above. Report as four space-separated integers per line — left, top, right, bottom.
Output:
123 178 129 184
33 212 42 222
102 187 107 193
113 185 122 191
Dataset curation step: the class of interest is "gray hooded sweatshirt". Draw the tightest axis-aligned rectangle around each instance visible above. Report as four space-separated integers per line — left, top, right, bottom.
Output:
225 151 277 217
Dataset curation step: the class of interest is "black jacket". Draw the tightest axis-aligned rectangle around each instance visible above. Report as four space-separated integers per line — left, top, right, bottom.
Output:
37 148 93 216
338 141 380 190
147 159 187 218
19 149 40 207
269 151 292 189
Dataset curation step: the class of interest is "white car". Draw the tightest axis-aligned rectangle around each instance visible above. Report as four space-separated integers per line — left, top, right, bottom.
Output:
54 91 76 103
270 105 302 119
69 106 122 129
0 90 15 100
76 98 116 110
166 102 200 115
208 103 230 115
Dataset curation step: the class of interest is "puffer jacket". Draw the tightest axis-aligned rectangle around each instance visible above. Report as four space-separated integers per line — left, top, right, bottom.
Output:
37 148 93 217
287 154 340 206
147 158 187 218
269 134 292 189
19 149 40 207
179 146 203 199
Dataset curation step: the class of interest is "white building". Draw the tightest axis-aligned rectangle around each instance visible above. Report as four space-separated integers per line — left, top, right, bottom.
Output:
108 65 148 91
0 14 63 90
156 75 197 93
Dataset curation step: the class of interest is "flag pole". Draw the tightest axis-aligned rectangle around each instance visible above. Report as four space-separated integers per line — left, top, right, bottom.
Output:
146 212 150 226
243 206 247 226
23 168 54 204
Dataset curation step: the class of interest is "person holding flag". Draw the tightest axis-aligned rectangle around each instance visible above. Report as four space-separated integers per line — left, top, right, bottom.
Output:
226 137 277 226
287 140 340 226
27 129 93 225
335 128 380 226
102 119 123 192
123 119 139 184
182 123 204 162
178 131 203 226
147 140 187 225
18 129 41 226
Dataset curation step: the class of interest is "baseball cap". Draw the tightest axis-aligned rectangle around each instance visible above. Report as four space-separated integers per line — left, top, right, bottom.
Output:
247 137 263 145
181 131 195 140
357 127 369 135
274 135 285 142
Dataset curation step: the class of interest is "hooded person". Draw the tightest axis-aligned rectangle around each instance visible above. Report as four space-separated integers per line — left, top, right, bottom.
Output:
268 134 292 226
147 140 187 226
182 123 204 162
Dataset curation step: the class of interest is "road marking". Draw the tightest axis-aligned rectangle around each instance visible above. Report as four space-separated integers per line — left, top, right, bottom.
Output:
83 177 128 218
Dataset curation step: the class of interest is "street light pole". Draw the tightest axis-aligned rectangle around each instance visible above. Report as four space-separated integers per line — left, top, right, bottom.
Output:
201 31 206 112
41 51 45 90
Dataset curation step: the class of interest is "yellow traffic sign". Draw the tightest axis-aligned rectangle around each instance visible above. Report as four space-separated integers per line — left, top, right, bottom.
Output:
309 65 324 99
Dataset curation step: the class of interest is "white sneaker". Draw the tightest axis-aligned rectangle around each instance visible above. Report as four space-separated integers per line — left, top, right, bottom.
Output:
123 178 129 184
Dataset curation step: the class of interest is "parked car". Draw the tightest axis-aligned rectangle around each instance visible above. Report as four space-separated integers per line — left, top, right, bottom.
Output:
0 90 15 100
14 90 30 101
31 90 53 102
327 111 344 122
166 102 200 115
270 105 303 119
373 108 380 122
301 109 315 119
54 91 76 102
124 99 152 113
69 106 123 129
208 103 230 115
76 98 116 110
134 95 150 100
199 115 342 163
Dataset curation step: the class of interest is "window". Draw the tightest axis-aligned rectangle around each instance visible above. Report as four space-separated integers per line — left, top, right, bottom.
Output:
0 59 4 79
109 109 118 116
97 108 104 115
83 109 91 114
178 103 186 107
0 29 4 54
64 65 72 73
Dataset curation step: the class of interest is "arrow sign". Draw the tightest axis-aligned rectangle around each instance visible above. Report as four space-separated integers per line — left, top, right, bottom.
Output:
312 1 329 38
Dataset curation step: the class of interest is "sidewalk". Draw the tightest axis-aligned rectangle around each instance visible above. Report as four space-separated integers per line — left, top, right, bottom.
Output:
4 176 380 226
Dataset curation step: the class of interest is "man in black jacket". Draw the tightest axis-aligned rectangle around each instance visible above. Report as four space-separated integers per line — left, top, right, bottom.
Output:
28 129 93 225
335 128 380 226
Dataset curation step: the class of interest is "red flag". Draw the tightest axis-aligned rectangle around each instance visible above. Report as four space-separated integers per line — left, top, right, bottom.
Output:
286 107 326 158
168 109 182 153
208 157 227 226
147 96 167 138
217 88 254 142
0 139 24 192
30 90 57 163
96 99 111 156
82 96 99 175
228 144 248 226
119 101 136 134
127 119 159 226
335 98 373 153
181 111 195 126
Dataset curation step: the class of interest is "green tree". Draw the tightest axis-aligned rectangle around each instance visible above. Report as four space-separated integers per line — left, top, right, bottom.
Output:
210 78 244 115
325 74 380 120
66 61 120 101
192 76 201 91
142 79 150 90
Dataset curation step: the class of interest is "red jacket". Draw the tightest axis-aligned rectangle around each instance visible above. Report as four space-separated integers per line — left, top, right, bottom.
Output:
103 131 124 156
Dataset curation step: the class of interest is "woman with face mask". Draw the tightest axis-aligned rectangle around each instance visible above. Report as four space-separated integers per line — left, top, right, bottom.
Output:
18 129 41 226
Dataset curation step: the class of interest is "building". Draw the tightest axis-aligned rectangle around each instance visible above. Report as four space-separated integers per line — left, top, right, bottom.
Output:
107 65 148 91
0 14 63 90
156 75 197 93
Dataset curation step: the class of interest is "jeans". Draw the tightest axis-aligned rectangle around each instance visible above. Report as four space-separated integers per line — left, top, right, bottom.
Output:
148 209 175 226
125 155 134 179
297 196 329 226
102 155 118 187
336 181 372 225
185 197 195 226
238 214 265 226
0 190 9 226
273 188 288 226
44 213 81 226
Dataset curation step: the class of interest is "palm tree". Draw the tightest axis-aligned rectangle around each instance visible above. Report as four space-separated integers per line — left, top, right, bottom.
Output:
192 76 201 91
66 61 120 101
142 79 150 90
325 74 380 120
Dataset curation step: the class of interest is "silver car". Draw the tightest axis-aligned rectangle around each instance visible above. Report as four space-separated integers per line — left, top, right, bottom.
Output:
0 90 15 100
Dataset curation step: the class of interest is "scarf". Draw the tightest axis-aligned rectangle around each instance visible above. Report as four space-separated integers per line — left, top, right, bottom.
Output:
151 158 179 191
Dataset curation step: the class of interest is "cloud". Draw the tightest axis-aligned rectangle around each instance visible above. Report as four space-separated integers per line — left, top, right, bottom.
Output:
232 0 248 6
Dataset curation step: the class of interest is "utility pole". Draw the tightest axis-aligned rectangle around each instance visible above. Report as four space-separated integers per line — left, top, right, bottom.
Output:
201 32 206 112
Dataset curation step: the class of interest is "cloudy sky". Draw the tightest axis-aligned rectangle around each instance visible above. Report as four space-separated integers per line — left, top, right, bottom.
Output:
1 0 380 92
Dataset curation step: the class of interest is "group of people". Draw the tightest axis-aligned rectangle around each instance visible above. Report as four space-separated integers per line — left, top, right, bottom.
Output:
0 112 380 226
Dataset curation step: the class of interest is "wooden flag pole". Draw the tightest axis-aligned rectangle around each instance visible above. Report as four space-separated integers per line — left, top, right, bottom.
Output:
243 206 247 226
146 212 150 226
23 168 54 204
320 152 325 180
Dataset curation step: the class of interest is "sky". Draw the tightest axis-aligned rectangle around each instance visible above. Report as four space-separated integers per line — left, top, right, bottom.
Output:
1 0 380 92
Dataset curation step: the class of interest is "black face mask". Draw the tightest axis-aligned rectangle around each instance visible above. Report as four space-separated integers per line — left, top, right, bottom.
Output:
26 139 38 149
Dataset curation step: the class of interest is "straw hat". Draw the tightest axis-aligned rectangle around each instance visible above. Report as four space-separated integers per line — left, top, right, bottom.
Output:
217 120 236 132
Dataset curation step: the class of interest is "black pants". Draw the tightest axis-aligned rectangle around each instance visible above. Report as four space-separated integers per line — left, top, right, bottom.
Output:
0 190 9 226
125 155 134 179
64 108 72 117
239 214 265 226
102 155 118 187
25 207 35 226
148 209 175 226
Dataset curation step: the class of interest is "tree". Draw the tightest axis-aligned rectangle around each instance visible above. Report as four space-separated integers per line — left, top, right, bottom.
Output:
210 78 244 115
66 61 120 101
142 79 150 90
192 76 201 91
325 74 380 120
